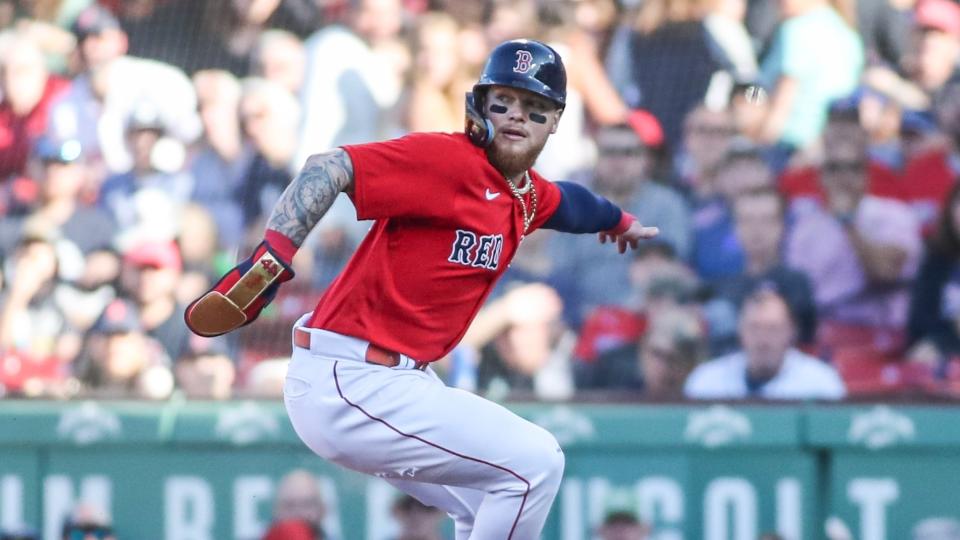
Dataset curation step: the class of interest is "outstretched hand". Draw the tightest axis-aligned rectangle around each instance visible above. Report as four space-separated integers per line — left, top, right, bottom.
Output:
598 221 660 254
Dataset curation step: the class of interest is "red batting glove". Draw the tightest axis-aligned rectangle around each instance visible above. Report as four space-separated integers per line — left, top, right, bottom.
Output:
184 230 296 337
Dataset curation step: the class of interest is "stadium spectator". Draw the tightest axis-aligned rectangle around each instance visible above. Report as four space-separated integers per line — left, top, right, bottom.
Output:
578 305 706 396
777 107 905 211
799 82 953 235
296 0 405 165
677 105 738 192
125 0 319 76
598 510 649 540
484 0 539 45
785 120 922 334
905 0 960 99
606 0 724 149
236 78 299 228
0 137 115 257
710 187 817 352
908 184 960 365
691 143 772 281
535 0 635 182
750 0 863 166
0 218 80 397
98 102 193 229
0 35 70 179
271 469 327 538
896 109 955 233
251 29 307 96
118 240 190 363
173 337 235 400
684 287 846 400
573 241 700 385
188 69 252 253
0 137 119 334
465 283 575 400
77 297 173 399
549 124 691 321
404 12 473 134
46 3 201 175
391 495 445 540
60 501 115 540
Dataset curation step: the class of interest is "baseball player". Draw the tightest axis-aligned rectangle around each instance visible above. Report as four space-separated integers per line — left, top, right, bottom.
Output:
185 39 658 539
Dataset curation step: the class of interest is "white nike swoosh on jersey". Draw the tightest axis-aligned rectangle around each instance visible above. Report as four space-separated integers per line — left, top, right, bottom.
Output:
485 189 501 200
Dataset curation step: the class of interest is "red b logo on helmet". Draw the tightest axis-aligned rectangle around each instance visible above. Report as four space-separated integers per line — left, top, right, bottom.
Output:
513 50 533 74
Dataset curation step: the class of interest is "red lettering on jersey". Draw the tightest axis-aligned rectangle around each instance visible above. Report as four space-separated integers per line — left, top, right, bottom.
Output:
260 259 280 277
513 50 533 74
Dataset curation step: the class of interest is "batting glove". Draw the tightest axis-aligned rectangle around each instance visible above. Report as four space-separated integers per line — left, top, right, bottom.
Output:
184 230 296 337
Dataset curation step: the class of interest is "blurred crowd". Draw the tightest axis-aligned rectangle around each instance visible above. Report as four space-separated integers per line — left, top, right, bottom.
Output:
2 0 960 401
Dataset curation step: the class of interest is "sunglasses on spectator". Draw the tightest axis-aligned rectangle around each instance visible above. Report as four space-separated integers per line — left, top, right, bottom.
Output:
823 160 865 173
64 525 113 540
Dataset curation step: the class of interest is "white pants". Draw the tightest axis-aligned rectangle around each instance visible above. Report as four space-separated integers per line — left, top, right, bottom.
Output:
283 317 565 539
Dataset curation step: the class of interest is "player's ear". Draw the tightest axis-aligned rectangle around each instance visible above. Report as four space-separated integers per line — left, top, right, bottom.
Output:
549 108 564 134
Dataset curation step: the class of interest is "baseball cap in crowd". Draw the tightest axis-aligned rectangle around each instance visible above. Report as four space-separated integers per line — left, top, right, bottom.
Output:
626 109 665 148
70 5 121 40
92 298 142 335
123 241 183 271
34 137 83 164
916 0 960 37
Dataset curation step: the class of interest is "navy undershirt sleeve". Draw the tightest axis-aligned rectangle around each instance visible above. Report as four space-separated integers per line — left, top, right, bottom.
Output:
542 181 623 233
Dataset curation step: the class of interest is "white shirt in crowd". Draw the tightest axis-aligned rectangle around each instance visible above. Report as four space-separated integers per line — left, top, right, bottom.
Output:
684 348 846 400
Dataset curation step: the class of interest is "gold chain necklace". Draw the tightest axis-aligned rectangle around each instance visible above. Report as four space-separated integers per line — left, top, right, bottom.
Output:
504 171 537 235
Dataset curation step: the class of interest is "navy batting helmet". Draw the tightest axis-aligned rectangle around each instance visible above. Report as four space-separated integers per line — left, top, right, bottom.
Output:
475 39 567 107
465 39 566 146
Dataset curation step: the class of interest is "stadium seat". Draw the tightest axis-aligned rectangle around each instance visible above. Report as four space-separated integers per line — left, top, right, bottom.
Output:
817 321 906 358
832 347 936 395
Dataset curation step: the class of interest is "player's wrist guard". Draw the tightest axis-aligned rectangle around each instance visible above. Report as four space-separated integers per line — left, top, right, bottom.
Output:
184 230 296 337
607 211 636 235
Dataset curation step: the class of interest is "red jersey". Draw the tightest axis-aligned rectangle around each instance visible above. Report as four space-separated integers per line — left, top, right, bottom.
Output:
307 133 562 361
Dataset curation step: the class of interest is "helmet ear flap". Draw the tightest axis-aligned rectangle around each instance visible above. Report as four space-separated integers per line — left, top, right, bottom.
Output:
465 92 495 147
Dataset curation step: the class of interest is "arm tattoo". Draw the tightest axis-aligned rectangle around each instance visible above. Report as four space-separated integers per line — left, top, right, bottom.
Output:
266 148 355 245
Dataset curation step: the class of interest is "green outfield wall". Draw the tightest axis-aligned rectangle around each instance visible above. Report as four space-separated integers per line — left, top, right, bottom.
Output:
0 400 957 540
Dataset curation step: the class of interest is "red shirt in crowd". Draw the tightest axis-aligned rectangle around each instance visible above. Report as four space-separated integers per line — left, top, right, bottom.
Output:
0 76 70 179
308 132 562 361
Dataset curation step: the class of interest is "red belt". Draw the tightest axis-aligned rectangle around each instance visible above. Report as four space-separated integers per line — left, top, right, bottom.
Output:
293 327 428 371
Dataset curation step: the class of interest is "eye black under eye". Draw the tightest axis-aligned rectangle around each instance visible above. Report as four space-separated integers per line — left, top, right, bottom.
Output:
490 104 508 114
529 112 547 124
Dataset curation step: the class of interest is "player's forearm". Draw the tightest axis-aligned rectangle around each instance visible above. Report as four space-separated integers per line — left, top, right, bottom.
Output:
266 148 355 246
